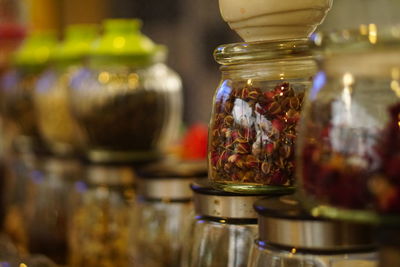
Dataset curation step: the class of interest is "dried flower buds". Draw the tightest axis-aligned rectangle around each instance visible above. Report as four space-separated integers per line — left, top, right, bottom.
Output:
209 82 305 186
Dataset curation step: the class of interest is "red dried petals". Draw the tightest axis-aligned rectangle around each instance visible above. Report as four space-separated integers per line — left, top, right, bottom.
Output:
209 82 303 186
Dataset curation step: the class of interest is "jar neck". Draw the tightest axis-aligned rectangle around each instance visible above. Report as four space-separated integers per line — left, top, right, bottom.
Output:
220 58 316 81
322 50 400 78
215 39 312 66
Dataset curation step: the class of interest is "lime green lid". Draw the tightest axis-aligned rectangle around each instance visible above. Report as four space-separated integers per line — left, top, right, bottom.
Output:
53 24 99 65
89 18 166 66
14 30 57 68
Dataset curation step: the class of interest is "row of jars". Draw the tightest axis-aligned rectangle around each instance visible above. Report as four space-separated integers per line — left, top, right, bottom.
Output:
0 153 381 266
207 26 400 225
1 18 182 163
0 155 207 266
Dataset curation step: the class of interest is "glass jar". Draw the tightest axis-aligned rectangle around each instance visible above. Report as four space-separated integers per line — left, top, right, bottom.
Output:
208 39 316 194
3 156 81 265
1 31 57 153
130 160 206 267
68 164 135 267
181 180 261 267
248 196 378 267
297 28 400 223
34 24 98 156
69 19 182 164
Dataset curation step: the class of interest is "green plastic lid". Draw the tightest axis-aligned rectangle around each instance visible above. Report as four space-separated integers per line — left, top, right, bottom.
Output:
14 30 57 68
89 18 166 66
52 24 99 65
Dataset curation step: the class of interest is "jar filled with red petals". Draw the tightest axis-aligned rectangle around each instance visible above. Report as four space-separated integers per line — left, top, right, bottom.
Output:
297 27 400 224
208 39 316 194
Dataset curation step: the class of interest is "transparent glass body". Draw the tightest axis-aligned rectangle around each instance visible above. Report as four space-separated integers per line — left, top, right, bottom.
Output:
69 62 182 163
208 40 316 194
34 66 85 156
181 217 257 267
1 68 43 150
297 31 400 223
130 200 192 266
3 156 81 265
248 241 377 267
68 175 135 267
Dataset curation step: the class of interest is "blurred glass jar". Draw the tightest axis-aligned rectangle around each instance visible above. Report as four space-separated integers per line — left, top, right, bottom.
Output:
34 24 98 157
249 196 378 267
68 164 135 267
3 156 81 265
297 27 400 223
1 31 57 153
69 19 182 164
130 160 206 267
208 39 316 194
181 180 260 267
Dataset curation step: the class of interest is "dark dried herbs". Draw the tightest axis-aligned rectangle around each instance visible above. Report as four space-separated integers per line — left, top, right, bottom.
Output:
209 82 304 186
74 89 167 158
302 103 400 214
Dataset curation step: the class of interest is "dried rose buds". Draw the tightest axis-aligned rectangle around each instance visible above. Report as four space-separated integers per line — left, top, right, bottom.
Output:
301 102 400 215
209 82 304 186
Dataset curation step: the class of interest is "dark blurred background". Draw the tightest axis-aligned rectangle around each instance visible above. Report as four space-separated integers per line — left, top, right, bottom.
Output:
4 0 400 125
1 0 240 125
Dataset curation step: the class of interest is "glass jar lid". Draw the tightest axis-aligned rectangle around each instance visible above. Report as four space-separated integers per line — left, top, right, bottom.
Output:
214 38 313 65
191 180 264 220
255 196 376 251
52 24 98 65
312 26 400 77
13 30 57 69
89 18 166 66
86 164 136 186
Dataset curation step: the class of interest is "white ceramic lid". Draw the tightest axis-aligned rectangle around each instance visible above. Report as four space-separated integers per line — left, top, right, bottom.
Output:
219 0 333 42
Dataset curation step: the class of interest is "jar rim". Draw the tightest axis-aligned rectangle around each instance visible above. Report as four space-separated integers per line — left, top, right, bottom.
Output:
313 25 400 55
214 38 313 65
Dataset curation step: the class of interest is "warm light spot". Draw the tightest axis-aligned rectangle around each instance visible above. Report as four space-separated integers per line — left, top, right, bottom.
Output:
343 72 354 86
359 24 368 35
368 24 378 44
390 80 400 97
247 79 252 86
391 68 400 97
219 219 226 223
279 73 284 80
98 72 110 83
114 36 126 49
20 264 27 267
291 248 297 254
128 73 139 88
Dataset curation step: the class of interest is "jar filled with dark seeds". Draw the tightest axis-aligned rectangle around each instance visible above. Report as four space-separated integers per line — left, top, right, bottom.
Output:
69 19 182 164
208 39 316 194
0 31 57 153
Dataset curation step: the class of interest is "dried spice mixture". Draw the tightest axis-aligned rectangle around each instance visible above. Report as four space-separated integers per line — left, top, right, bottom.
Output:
209 81 305 186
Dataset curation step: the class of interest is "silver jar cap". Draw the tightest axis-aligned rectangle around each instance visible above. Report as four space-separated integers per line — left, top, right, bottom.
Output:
86 164 136 186
191 180 264 219
137 159 207 200
255 196 376 251
137 177 194 200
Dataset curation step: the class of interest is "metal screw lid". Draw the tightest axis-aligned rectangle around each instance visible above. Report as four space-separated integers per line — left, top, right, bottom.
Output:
137 160 207 200
86 164 136 186
191 180 264 219
255 196 376 251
